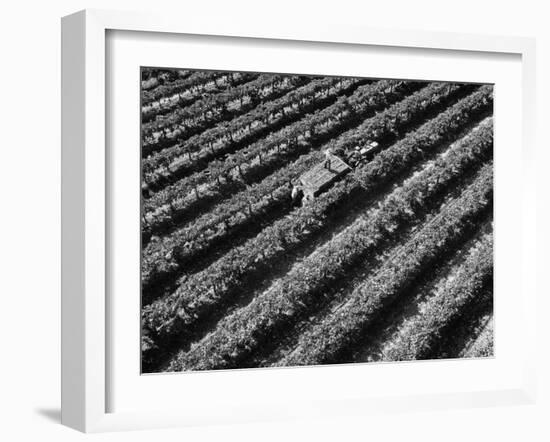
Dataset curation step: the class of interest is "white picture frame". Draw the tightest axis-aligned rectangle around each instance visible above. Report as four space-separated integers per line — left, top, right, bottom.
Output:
61 8 537 433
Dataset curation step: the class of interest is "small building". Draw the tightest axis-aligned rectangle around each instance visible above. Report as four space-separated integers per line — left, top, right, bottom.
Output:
299 156 351 199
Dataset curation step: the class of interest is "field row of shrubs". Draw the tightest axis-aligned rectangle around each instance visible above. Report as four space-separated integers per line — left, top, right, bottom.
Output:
142 76 370 190
142 72 258 122
141 69 191 91
166 153 493 371
142 114 492 367
141 88 490 298
375 233 492 361
143 86 491 251
141 151 323 300
460 316 494 358
142 75 312 155
326 82 476 155
355 85 493 189
278 163 492 367
142 71 224 105
142 80 424 229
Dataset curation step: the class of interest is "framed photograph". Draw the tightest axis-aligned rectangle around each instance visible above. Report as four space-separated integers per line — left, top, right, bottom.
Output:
61 9 537 432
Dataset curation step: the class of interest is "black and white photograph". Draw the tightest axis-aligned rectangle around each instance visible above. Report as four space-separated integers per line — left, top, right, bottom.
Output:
140 68 494 373
2 0 547 437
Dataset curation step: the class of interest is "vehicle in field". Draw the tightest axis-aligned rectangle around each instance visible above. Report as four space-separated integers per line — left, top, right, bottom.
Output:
299 155 351 200
297 141 379 201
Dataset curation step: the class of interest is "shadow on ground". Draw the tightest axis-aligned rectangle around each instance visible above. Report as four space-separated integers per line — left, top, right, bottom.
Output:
34 407 61 423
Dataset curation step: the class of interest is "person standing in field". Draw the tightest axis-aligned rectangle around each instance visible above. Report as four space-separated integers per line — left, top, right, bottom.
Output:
324 147 335 170
291 184 304 206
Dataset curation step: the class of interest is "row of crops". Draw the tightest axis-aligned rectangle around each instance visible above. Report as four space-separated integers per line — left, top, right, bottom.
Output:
140 68 494 373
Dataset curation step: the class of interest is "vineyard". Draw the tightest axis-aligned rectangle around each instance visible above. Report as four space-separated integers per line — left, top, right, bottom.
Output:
140 68 494 373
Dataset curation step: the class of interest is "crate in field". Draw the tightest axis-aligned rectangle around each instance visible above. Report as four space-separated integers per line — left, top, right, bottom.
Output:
300 156 351 198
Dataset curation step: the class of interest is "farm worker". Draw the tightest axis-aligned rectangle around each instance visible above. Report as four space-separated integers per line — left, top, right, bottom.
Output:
291 184 304 205
324 147 335 170
347 150 360 167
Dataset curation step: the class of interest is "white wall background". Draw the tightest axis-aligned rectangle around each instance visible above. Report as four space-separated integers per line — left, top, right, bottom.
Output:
0 0 547 440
